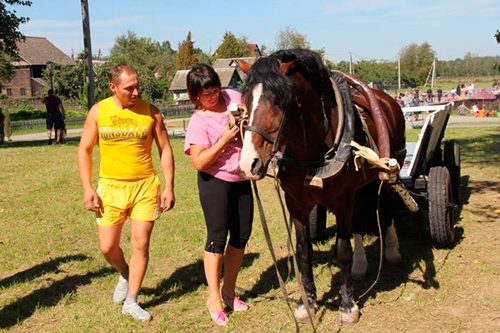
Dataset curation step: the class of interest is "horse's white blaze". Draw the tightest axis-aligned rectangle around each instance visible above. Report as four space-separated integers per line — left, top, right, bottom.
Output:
352 233 368 281
384 219 401 264
239 83 263 179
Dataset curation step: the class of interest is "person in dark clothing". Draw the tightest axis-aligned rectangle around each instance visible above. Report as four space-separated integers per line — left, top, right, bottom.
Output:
437 88 443 102
426 87 433 103
42 89 65 144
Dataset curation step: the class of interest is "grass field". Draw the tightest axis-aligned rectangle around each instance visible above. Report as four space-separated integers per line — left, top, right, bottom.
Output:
1 124 499 332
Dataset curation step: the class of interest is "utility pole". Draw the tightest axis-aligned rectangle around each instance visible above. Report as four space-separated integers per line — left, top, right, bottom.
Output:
398 57 401 91
349 52 354 74
81 0 95 108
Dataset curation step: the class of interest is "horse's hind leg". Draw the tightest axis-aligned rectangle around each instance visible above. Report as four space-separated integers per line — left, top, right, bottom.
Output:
293 219 319 321
352 233 368 281
384 219 401 264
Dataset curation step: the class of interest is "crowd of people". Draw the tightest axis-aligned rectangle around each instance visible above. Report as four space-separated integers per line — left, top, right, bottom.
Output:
394 79 499 117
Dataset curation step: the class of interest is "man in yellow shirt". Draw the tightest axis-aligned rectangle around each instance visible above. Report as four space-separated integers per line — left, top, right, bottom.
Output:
77 64 175 321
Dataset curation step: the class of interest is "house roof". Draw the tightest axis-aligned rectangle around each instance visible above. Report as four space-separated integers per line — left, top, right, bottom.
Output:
13 36 75 66
169 68 240 91
212 57 257 68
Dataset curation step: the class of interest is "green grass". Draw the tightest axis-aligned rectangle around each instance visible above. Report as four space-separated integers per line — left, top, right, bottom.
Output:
0 125 499 332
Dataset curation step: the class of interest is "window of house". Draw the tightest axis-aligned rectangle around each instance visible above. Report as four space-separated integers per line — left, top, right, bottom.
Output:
20 88 26 96
7 88 12 96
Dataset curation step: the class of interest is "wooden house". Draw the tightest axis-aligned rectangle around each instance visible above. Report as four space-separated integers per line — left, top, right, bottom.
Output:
169 67 243 105
1 36 75 99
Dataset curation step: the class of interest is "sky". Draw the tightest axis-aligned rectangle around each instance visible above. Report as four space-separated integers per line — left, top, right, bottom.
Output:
10 0 500 63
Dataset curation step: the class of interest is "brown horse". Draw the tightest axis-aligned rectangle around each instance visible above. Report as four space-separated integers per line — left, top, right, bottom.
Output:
236 48 406 324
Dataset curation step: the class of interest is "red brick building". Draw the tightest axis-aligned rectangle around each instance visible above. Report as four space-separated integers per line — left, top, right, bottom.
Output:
2 36 75 100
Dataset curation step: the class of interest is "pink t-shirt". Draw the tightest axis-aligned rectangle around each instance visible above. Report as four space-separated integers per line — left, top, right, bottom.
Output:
184 89 246 182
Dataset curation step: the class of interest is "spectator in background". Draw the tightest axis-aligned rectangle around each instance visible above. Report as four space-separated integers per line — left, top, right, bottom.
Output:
471 102 479 116
437 88 443 102
451 87 456 99
468 82 475 97
414 85 420 101
426 87 433 103
42 89 65 145
395 93 405 107
456 84 461 98
458 102 469 116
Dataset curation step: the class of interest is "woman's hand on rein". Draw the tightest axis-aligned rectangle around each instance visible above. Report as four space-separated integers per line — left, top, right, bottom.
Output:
222 121 240 143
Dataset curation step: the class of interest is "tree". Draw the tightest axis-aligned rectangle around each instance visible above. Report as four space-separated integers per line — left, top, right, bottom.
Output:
175 31 198 70
196 48 212 65
275 26 310 50
0 0 31 58
495 30 500 44
109 31 173 101
398 42 436 86
213 32 248 59
0 0 31 84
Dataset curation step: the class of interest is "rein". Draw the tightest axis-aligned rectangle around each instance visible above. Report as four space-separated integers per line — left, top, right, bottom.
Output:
251 174 318 333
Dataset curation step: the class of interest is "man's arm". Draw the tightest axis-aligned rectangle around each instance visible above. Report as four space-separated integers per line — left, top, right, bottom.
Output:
77 104 100 212
151 105 175 212
59 100 66 119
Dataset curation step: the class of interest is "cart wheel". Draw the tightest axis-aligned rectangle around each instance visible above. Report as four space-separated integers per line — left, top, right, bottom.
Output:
309 205 327 242
444 140 461 205
428 166 455 249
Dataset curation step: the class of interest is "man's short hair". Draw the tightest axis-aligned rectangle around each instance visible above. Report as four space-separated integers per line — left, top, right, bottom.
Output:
109 64 138 84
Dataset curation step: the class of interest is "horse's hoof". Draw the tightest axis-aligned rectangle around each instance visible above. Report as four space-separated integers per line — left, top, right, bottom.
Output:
385 251 401 265
294 302 317 322
339 304 360 324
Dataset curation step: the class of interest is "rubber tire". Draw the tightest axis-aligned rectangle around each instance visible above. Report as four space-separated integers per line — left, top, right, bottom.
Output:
309 205 327 242
444 140 461 205
428 166 455 249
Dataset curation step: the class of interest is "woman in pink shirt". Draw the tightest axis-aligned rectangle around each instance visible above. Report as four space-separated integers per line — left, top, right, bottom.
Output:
184 64 253 326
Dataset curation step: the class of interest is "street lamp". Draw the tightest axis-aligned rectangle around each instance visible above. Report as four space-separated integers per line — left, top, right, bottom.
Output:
46 61 54 91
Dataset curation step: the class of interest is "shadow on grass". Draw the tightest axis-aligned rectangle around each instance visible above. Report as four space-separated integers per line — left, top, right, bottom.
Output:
245 201 467 325
0 136 81 149
0 254 90 288
141 253 260 308
0 266 114 329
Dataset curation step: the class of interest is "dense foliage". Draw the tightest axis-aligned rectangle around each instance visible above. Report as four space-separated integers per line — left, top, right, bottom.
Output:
213 32 249 59
0 0 31 83
3 22 499 109
175 31 198 70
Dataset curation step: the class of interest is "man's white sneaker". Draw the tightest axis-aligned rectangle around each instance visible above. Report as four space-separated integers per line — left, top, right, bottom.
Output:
122 302 151 321
113 275 128 303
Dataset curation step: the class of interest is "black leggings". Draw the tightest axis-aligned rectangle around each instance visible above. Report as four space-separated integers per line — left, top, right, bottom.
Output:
198 172 253 253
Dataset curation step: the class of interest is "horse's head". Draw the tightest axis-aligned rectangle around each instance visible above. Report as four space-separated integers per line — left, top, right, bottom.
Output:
237 49 336 180
236 57 296 180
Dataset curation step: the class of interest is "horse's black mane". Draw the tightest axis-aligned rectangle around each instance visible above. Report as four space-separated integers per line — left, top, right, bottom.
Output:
242 48 328 111
271 48 327 93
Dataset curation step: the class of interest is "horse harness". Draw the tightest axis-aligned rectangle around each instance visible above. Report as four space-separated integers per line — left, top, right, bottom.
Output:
239 69 401 188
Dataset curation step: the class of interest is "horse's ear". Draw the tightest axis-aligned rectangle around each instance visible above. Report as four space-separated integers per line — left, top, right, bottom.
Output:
235 59 251 74
279 61 294 75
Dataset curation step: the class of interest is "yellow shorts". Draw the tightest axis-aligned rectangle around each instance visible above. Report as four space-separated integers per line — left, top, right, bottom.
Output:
95 175 161 226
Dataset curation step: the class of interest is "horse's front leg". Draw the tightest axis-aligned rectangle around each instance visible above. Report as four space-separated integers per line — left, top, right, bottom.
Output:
337 235 360 323
293 218 319 321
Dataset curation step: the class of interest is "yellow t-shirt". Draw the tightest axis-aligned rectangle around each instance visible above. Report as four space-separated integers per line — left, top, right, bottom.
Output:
97 97 155 180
